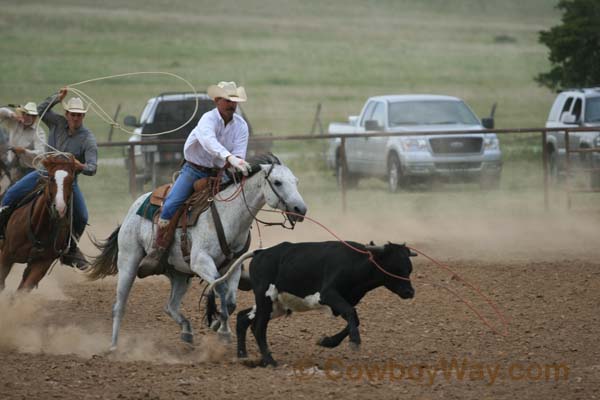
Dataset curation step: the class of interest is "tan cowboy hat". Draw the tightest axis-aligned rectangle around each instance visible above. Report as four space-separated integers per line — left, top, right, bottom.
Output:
207 81 247 102
19 102 38 116
62 97 88 113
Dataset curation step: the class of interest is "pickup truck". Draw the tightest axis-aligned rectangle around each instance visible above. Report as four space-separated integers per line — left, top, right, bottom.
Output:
545 87 600 188
326 94 502 191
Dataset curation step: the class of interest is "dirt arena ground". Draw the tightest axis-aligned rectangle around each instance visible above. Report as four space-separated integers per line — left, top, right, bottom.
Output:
1 197 599 399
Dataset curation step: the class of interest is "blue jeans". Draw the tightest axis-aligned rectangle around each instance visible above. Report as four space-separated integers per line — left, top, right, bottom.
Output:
160 163 213 220
1 170 88 237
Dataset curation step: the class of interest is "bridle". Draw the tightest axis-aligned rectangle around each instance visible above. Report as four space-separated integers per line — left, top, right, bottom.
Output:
239 162 297 229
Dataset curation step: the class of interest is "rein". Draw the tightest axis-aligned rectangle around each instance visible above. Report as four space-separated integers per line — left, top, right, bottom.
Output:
25 182 72 259
239 163 296 229
211 162 297 230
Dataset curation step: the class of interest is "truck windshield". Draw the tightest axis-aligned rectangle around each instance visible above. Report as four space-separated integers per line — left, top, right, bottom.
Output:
585 96 600 122
389 100 480 126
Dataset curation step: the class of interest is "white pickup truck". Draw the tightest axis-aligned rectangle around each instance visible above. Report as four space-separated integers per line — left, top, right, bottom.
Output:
326 94 503 191
545 87 600 188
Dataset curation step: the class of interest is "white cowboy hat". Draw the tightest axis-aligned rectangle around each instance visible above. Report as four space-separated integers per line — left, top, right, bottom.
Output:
62 97 88 114
20 102 38 116
207 81 247 102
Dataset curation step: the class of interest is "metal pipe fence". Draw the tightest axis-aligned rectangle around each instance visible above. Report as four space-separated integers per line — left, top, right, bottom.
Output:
97 126 600 210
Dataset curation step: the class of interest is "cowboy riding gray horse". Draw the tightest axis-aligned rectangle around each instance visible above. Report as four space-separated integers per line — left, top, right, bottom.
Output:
88 154 307 350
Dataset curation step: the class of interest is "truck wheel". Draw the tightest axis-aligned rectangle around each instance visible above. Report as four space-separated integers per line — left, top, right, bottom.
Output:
387 154 403 193
336 156 357 189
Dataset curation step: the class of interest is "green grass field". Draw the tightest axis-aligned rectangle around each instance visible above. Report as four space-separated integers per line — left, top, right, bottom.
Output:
3 0 584 212
1 0 559 139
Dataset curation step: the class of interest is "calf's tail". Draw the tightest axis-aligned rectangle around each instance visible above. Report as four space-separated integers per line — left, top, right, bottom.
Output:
207 250 256 294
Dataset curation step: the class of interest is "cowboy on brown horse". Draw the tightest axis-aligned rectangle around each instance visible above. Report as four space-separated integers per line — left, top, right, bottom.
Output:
0 153 84 291
0 87 97 270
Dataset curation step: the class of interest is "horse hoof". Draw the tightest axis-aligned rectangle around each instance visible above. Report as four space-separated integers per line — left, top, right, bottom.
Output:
180 332 194 344
210 320 221 332
237 350 248 359
109 345 118 353
217 331 232 344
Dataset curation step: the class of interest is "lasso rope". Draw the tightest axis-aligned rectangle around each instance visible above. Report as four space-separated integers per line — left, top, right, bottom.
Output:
228 193 509 336
26 71 199 249
31 71 200 170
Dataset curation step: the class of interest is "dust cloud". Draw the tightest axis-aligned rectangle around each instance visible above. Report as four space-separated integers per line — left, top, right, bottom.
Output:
253 187 600 263
0 271 226 364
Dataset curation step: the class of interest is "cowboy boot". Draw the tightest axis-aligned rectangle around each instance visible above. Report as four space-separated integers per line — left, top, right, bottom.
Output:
137 219 170 278
61 237 90 271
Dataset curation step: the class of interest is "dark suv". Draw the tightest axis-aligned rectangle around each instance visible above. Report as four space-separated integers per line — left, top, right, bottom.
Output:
124 92 270 187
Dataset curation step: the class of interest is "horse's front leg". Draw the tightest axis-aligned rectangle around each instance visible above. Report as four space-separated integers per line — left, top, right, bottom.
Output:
18 259 53 291
0 252 15 292
164 270 193 344
189 252 233 342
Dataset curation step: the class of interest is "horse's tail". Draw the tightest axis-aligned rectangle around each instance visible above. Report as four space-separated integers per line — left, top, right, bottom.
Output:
203 291 218 328
206 250 257 295
87 226 120 280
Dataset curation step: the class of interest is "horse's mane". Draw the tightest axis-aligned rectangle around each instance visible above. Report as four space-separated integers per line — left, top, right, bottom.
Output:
247 153 282 177
223 153 282 183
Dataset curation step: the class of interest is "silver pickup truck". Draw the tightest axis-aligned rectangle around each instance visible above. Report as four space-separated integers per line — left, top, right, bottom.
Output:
326 94 502 191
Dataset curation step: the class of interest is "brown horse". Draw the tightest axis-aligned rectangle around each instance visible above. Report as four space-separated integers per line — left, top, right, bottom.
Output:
0 153 83 291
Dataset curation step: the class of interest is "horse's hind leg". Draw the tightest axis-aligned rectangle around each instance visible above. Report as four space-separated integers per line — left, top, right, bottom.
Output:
17 260 53 291
111 250 143 351
164 271 193 344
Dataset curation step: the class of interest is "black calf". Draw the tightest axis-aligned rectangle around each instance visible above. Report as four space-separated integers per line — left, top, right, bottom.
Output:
234 241 415 367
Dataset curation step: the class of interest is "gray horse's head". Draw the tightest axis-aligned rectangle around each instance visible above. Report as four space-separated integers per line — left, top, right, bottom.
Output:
248 154 307 223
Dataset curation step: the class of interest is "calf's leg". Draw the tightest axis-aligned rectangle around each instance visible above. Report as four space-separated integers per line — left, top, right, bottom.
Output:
321 291 361 349
236 306 254 358
318 313 360 348
252 295 277 367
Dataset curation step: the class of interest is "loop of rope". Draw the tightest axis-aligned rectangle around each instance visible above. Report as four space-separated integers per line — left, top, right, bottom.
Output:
67 71 200 137
30 71 200 173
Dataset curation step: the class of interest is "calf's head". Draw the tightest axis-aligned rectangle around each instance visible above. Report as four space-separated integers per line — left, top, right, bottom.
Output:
366 242 416 299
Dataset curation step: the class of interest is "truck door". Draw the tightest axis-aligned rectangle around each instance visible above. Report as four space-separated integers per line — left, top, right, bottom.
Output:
348 101 376 172
363 101 387 175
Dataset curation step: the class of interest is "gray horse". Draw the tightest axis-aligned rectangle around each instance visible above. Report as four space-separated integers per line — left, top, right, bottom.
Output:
88 155 307 350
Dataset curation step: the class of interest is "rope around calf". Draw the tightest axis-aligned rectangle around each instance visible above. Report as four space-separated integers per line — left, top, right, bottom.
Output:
249 207 510 337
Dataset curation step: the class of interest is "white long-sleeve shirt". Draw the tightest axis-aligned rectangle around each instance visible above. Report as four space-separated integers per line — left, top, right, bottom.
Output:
0 107 46 168
183 108 249 168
